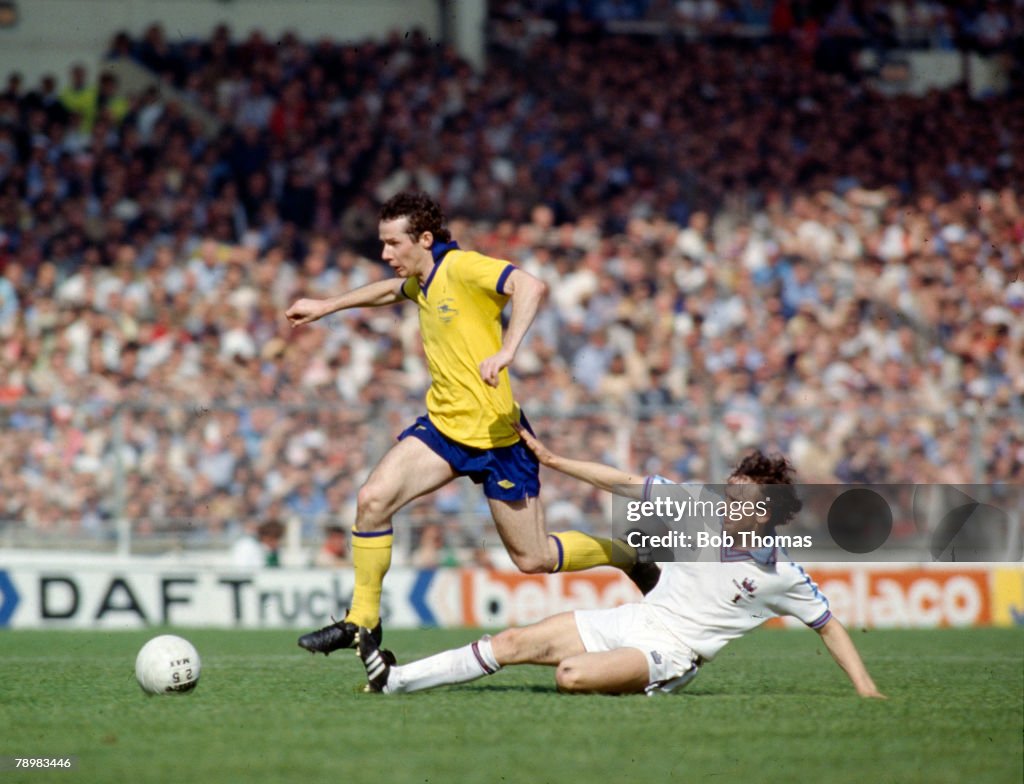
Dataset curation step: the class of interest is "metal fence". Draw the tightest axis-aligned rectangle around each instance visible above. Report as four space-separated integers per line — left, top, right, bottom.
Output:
0 397 1019 558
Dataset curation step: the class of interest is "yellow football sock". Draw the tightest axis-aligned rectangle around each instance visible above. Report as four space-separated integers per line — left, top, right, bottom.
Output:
347 528 394 628
550 531 636 573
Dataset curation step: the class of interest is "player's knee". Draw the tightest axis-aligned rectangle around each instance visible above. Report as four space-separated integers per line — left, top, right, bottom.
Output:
555 662 585 693
356 482 392 524
509 551 552 574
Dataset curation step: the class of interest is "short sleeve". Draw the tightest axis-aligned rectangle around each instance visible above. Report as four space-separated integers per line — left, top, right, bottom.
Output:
768 563 832 629
449 252 516 296
401 277 420 300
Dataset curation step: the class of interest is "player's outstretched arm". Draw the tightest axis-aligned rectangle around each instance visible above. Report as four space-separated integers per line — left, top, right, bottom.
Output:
514 424 646 499
286 279 406 326
479 269 547 387
816 617 887 699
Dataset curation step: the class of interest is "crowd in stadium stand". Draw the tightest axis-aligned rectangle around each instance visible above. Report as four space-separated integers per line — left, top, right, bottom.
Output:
0 16 1021 559
491 0 1021 55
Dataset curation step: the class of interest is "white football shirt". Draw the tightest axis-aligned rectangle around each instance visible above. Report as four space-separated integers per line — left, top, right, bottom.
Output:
640 476 832 661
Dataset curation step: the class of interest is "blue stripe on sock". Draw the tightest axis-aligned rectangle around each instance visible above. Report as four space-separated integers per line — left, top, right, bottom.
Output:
353 528 394 538
549 534 564 572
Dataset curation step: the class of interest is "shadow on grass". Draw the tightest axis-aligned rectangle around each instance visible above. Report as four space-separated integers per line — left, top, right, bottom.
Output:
458 683 554 694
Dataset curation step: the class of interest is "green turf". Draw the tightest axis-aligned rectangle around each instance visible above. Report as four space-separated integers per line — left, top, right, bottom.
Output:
1 627 1021 784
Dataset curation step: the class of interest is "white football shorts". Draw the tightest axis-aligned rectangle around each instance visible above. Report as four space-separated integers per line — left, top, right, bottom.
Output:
573 603 701 695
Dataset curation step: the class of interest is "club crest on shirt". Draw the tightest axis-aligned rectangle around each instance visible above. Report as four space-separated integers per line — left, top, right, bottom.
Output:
730 577 758 604
437 298 458 323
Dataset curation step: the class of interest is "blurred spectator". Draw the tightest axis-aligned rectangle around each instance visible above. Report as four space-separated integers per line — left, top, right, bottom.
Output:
410 523 460 569
313 525 352 568
231 518 285 568
58 64 96 129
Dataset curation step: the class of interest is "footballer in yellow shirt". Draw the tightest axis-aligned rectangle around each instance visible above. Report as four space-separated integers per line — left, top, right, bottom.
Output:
285 192 655 655
399 247 520 449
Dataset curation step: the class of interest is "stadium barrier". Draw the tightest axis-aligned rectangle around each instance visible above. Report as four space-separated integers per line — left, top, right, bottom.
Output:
0 559 1021 630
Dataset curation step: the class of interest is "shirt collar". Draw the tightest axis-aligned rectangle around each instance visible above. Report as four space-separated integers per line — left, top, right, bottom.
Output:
431 240 459 263
747 544 777 565
422 241 459 295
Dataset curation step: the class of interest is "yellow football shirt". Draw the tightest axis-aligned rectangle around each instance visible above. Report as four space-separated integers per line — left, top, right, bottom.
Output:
402 248 520 448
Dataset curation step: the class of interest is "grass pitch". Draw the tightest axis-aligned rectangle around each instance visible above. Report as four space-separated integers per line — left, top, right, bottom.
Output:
1 627 1021 784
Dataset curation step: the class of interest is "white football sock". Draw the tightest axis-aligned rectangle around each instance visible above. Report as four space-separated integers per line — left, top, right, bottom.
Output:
386 637 501 694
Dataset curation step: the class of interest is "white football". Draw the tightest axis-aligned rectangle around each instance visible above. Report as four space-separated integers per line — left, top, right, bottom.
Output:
135 635 201 695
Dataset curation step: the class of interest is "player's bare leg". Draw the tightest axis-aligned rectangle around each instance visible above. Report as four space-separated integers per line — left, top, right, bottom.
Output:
360 612 586 693
488 496 560 573
489 612 586 665
299 437 458 654
488 496 658 593
355 436 460 532
359 612 649 695
493 613 649 693
553 649 650 694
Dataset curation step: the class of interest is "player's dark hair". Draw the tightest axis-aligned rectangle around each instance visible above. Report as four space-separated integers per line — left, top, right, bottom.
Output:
379 191 451 244
730 450 803 527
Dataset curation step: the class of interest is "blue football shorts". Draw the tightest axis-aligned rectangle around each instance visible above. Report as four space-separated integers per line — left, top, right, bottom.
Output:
397 413 540 501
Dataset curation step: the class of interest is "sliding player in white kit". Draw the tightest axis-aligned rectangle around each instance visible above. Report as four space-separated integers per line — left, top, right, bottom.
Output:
357 427 885 698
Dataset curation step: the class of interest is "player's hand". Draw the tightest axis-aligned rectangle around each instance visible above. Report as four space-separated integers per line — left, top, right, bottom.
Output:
286 299 327 327
859 687 888 700
479 349 514 387
512 423 558 467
